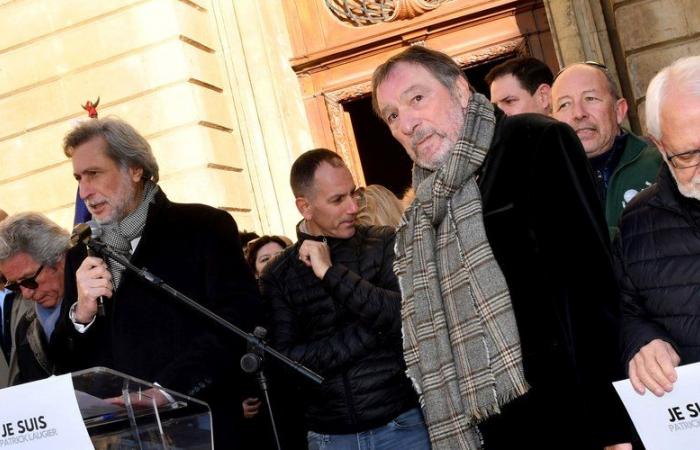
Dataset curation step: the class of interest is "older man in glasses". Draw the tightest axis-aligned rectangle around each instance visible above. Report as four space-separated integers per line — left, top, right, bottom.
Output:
260 149 430 450
616 56 700 400
0 212 68 386
552 62 661 238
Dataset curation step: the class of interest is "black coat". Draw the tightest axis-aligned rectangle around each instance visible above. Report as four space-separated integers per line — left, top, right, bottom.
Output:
616 164 700 365
260 225 418 435
13 306 52 385
53 190 261 448
476 111 632 448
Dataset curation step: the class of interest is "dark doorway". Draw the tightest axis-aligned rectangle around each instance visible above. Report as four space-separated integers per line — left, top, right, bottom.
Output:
345 96 413 198
346 54 515 197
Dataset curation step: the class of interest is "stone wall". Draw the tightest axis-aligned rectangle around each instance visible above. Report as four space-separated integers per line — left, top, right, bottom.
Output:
545 0 700 133
0 0 309 238
612 0 700 130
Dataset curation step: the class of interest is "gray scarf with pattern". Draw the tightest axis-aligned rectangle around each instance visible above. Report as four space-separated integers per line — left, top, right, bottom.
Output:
393 92 528 449
101 181 158 289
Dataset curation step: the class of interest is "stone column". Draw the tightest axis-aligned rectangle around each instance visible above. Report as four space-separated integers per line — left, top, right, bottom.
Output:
210 0 314 238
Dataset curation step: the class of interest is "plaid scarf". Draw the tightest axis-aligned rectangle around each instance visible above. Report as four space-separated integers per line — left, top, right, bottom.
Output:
101 181 158 289
394 92 528 449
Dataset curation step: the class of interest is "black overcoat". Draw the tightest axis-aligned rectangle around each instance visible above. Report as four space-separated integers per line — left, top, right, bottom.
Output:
53 189 261 448
616 164 700 365
476 111 632 448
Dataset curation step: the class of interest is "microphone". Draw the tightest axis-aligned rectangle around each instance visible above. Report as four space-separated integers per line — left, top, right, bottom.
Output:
69 220 102 247
70 221 107 317
240 327 268 374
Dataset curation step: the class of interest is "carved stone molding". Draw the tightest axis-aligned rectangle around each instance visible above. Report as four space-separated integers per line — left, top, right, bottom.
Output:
322 38 527 177
452 38 528 68
325 0 450 26
323 81 372 176
323 37 530 179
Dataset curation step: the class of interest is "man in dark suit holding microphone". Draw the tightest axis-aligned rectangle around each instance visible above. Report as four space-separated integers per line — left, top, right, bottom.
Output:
53 117 261 448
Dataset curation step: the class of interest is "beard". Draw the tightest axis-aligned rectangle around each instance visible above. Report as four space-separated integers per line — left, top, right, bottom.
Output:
93 170 138 225
668 164 700 201
412 98 466 171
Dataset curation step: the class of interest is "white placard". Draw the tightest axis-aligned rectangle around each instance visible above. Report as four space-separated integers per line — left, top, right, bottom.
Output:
614 361 700 450
0 374 94 449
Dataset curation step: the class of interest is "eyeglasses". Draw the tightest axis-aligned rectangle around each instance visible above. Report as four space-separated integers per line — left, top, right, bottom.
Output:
553 60 608 82
3 265 44 293
352 187 367 209
666 149 700 169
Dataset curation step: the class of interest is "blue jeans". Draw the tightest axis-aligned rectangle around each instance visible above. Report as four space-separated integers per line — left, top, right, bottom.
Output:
307 407 431 450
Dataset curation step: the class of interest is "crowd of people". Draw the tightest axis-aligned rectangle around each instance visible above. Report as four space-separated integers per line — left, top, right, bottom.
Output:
1 48 699 450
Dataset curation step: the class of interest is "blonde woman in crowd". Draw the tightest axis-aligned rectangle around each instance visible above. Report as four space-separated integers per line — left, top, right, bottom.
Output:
355 184 405 228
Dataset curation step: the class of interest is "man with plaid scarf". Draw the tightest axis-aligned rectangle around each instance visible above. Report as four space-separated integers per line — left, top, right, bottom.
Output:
372 46 633 449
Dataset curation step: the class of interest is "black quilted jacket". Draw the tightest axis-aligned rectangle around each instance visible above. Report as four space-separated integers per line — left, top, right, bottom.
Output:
260 225 418 434
616 164 700 366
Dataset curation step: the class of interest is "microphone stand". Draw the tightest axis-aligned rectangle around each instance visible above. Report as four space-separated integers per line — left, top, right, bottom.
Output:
241 326 282 450
84 238 324 421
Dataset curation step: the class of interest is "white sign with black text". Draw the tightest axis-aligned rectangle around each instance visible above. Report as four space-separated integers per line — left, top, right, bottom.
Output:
614 361 700 450
0 374 93 449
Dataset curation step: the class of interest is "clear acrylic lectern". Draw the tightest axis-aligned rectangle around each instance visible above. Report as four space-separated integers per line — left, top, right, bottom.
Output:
71 367 213 450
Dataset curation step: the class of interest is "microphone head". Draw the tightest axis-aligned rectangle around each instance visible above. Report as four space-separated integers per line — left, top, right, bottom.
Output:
253 326 267 339
69 223 91 247
70 221 103 247
87 220 103 239
240 353 262 373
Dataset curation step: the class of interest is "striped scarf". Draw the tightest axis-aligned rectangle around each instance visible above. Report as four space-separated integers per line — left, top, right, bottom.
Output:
101 181 158 289
394 92 528 449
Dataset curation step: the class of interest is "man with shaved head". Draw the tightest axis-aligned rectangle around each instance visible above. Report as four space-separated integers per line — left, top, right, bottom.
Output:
261 149 430 450
552 62 661 237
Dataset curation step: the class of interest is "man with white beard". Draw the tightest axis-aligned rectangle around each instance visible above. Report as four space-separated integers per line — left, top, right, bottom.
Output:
615 55 700 398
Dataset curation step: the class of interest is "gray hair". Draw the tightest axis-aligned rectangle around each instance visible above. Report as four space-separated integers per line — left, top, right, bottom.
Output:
63 116 159 182
0 213 70 267
371 46 467 117
646 55 700 140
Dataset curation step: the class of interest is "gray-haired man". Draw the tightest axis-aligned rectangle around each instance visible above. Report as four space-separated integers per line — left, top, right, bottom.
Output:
616 55 700 399
0 212 67 386
373 46 632 450
52 117 261 448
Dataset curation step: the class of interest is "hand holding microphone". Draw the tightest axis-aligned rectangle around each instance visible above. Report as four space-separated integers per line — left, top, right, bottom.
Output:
74 256 112 323
71 221 110 322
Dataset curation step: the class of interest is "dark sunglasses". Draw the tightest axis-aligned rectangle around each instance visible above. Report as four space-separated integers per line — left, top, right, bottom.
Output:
4 265 44 292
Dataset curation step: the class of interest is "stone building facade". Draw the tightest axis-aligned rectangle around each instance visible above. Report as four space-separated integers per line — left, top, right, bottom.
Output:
0 0 698 236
